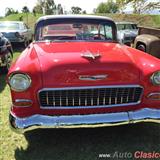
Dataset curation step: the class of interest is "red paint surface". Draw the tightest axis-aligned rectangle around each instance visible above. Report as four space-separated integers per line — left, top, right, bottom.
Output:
8 41 160 117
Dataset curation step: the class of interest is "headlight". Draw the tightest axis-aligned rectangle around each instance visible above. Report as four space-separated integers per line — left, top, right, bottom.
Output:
9 73 31 92
151 71 160 85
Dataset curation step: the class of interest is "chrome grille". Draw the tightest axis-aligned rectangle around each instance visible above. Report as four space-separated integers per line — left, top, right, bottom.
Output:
39 86 143 108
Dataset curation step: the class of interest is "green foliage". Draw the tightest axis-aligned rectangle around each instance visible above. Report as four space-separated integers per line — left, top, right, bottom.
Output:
44 0 56 15
33 0 64 15
1 12 160 29
131 0 160 14
71 6 82 14
1 13 42 30
57 4 63 14
96 0 118 13
5 8 19 17
116 0 160 14
116 0 131 12
22 6 30 13
82 10 87 14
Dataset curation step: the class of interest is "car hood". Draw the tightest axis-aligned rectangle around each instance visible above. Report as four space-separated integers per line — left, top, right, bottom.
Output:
33 42 140 87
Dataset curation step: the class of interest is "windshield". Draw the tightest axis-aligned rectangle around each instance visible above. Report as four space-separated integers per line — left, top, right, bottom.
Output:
117 24 138 30
0 22 20 30
36 21 115 42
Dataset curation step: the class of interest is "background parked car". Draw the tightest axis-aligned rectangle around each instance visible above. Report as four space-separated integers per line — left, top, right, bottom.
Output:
0 32 13 73
0 21 33 48
134 26 160 58
116 22 138 45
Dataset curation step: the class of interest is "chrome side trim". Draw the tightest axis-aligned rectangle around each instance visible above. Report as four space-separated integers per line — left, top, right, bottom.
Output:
38 85 143 109
9 108 160 134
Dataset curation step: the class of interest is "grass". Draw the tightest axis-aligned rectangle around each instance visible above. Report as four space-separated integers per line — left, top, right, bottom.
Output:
0 47 160 160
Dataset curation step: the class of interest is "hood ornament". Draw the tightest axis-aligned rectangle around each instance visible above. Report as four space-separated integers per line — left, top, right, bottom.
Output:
81 50 101 60
79 75 108 81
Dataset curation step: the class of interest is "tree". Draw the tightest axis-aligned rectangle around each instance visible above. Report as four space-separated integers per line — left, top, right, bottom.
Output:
71 6 82 14
44 0 56 14
33 0 56 15
82 10 87 14
131 0 160 14
5 8 18 16
57 4 63 14
116 0 131 13
116 0 160 14
22 6 30 13
33 0 43 14
96 0 118 13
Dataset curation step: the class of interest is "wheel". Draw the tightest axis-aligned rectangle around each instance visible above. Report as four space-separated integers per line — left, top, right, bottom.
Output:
137 44 146 52
23 40 29 48
21 39 29 49
3 52 13 73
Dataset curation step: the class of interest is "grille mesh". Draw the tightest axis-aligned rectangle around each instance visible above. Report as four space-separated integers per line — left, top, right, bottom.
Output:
39 86 143 108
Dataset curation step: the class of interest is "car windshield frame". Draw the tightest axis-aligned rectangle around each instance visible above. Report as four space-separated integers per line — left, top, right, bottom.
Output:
0 22 20 30
35 18 118 42
116 23 138 31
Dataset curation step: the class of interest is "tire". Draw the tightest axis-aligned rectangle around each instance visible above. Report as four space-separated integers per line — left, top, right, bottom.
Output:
3 52 13 73
21 39 29 49
24 40 29 48
136 44 146 52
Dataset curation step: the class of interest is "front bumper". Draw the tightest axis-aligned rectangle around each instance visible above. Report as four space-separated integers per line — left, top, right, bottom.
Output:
10 108 160 133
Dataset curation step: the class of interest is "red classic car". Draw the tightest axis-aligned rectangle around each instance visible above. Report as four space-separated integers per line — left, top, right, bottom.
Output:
7 15 160 133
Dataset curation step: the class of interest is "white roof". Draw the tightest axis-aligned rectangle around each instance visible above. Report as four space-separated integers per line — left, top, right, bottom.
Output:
37 15 114 23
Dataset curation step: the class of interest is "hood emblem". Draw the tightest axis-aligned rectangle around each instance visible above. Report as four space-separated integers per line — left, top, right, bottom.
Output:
79 75 108 81
81 51 101 60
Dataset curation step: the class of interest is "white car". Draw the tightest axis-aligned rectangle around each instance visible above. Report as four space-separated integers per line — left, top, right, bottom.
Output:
0 21 33 47
116 22 138 45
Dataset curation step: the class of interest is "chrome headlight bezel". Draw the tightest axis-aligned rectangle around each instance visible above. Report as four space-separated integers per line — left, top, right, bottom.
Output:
151 71 160 85
8 73 31 92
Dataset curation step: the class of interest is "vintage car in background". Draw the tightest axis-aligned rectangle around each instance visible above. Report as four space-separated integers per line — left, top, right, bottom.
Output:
116 22 138 45
0 32 13 73
7 15 160 133
0 21 33 48
134 26 160 58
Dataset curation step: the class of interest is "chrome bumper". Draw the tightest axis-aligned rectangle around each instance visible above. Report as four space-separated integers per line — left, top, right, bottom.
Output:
10 108 160 133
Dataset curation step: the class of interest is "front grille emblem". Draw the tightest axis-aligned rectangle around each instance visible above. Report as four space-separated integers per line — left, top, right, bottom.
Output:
79 75 108 81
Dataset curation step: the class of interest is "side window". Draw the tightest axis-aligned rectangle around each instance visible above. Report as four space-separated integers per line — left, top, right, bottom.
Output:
99 25 105 35
105 25 113 40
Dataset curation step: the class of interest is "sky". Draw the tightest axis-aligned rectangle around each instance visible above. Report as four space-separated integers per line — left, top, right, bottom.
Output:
0 0 107 16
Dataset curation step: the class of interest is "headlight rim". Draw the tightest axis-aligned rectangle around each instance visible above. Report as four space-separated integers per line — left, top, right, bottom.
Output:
151 71 160 85
8 72 32 92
